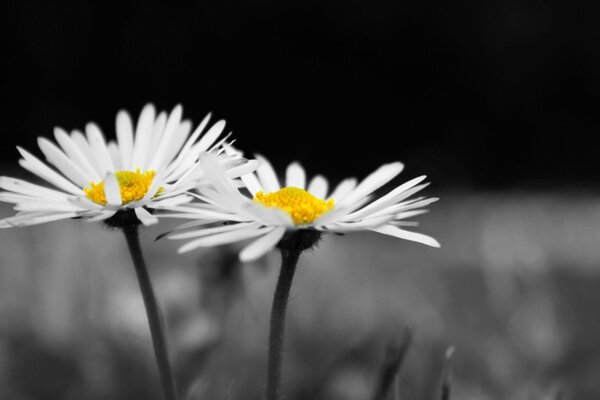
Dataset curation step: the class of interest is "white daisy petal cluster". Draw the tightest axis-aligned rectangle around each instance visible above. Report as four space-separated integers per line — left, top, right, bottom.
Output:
0 104 254 228
167 153 440 262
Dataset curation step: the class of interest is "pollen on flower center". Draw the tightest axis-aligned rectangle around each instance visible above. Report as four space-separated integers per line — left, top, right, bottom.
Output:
84 169 162 206
254 187 334 225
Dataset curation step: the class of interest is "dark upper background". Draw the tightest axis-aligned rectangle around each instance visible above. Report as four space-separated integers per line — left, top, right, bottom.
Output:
1 0 599 189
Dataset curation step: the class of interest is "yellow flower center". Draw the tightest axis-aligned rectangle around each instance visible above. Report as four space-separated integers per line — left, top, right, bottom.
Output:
254 187 334 225
84 169 163 206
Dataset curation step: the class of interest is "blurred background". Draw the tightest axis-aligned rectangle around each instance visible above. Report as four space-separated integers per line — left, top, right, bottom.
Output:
1 0 599 399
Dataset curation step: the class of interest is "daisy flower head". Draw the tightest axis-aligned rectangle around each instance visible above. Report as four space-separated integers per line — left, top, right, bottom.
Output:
167 153 440 261
0 104 254 229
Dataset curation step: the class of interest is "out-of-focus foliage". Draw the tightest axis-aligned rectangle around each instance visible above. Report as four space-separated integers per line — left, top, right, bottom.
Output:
1 190 599 400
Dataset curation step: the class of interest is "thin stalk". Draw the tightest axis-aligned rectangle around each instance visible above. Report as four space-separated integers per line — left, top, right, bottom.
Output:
371 329 413 400
440 347 455 400
266 249 301 400
122 225 178 400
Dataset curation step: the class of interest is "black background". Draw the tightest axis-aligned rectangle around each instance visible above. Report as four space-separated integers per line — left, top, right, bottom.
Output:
1 0 599 188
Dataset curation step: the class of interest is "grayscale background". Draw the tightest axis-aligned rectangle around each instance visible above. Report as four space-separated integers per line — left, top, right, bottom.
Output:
1 1 599 399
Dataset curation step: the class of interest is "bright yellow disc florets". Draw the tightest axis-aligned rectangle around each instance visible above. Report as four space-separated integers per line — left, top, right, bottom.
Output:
254 187 334 225
84 169 162 206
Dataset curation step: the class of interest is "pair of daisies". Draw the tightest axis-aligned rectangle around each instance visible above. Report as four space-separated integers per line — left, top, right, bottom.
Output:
0 104 439 261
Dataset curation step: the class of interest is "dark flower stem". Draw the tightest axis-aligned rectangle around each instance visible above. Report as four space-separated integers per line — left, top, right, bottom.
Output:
122 225 178 400
266 249 301 400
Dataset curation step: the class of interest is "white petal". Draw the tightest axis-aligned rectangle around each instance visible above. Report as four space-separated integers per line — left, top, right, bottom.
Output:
158 219 214 236
146 111 168 164
68 196 104 210
116 110 134 170
315 194 377 226
369 225 440 248
141 169 165 202
347 177 427 215
285 162 306 189
213 133 235 155
147 194 192 208
255 154 281 193
153 120 192 174
239 227 286 262
0 212 79 228
369 197 439 219
54 128 101 181
0 192 38 203
70 130 103 177
0 176 69 200
103 173 122 206
391 221 421 227
312 203 355 226
155 211 245 221
177 226 270 253
197 154 248 205
226 160 260 180
86 123 115 173
170 155 205 188
132 104 156 168
328 178 357 202
217 156 246 173
37 137 91 188
196 119 226 153
0 193 74 207
160 120 192 167
393 210 429 220
342 178 428 221
168 136 234 182
240 172 263 196
13 200 84 212
84 210 117 222
307 175 328 199
147 105 183 170
134 207 159 226
17 147 82 195
185 187 244 212
169 221 258 240
156 205 249 222
224 143 243 157
244 202 294 227
170 112 213 166
321 215 391 231
107 141 121 170
339 162 404 207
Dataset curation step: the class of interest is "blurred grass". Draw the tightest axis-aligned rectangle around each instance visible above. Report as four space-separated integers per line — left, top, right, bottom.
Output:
1 190 599 399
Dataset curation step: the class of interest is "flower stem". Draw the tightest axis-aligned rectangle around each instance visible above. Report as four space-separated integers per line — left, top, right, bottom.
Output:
122 225 178 400
266 249 301 400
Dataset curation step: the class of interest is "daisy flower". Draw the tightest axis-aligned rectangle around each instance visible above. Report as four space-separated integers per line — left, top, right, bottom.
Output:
0 103 254 228
166 152 439 400
0 104 256 400
168 153 440 261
